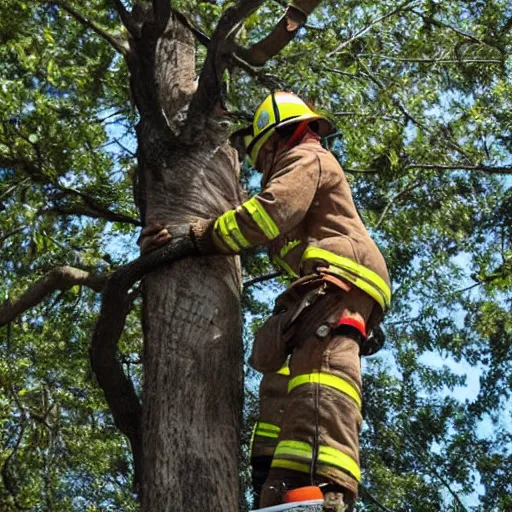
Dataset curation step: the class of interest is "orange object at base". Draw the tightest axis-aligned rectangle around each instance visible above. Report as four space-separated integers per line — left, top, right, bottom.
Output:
284 486 324 503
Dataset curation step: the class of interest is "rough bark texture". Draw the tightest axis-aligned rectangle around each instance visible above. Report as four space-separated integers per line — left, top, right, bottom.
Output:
126 11 244 512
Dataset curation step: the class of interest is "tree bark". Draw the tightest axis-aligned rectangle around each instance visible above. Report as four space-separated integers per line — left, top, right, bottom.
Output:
127 12 244 511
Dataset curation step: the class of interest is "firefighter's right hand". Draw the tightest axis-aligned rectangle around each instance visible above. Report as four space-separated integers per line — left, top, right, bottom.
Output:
138 223 172 254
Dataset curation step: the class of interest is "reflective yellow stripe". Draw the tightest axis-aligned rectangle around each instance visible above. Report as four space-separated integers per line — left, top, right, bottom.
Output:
251 422 281 454
277 365 290 376
255 422 281 436
242 197 280 240
318 445 361 481
274 440 311 458
224 210 251 248
271 459 311 473
214 210 251 252
280 239 301 258
288 372 361 409
255 431 279 439
273 440 360 481
301 247 391 310
273 256 299 278
214 215 241 252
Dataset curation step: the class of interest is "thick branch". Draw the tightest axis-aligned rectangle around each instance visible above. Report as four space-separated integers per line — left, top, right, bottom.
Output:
89 231 200 488
182 0 264 141
50 0 129 54
152 0 172 33
0 266 107 326
236 0 323 67
172 8 211 47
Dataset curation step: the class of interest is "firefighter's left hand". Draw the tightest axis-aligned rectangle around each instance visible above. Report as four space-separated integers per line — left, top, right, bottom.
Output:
138 223 172 254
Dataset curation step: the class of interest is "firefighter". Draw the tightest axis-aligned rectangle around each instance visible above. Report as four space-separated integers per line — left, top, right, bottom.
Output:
139 92 391 511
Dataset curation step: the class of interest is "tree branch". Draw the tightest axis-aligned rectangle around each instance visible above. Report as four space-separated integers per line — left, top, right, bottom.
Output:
44 204 142 226
375 180 422 229
0 266 107 326
109 0 139 36
182 0 265 141
411 8 493 49
327 0 419 57
243 271 281 289
50 0 129 54
89 230 200 489
235 0 323 67
1 421 26 511
172 8 211 47
344 163 512 175
50 184 142 226
0 227 25 247
179 10 288 92
356 53 502 64
356 59 471 161
404 163 512 174
152 0 172 33
359 484 395 512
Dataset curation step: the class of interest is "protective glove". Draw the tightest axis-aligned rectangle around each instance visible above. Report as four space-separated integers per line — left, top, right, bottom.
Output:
138 219 218 255
137 223 173 254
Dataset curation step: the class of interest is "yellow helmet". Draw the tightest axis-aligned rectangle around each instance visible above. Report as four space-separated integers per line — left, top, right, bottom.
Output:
236 92 335 164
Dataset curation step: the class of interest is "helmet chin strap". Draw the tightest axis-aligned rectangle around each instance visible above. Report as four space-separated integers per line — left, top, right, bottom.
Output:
285 121 311 149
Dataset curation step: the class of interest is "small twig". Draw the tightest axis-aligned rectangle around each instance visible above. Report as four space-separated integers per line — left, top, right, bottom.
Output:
344 163 512 175
49 0 129 54
404 163 512 175
0 178 31 201
375 180 422 229
360 484 396 512
0 227 25 245
357 59 471 161
356 53 502 64
327 0 419 57
411 9 493 49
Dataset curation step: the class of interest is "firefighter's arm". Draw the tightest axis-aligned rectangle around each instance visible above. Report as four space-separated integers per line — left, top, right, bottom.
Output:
211 149 320 254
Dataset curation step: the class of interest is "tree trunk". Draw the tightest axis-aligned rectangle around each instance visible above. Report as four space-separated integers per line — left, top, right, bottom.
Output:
140 141 244 512
127 14 245 512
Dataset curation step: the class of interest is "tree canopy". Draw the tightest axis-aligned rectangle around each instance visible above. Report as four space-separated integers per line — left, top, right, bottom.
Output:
1 0 511 510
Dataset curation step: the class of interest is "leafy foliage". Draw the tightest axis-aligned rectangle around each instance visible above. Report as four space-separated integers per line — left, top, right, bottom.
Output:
0 0 510 511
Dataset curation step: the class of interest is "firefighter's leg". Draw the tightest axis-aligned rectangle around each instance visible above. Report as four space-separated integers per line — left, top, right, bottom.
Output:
259 287 375 508
251 365 290 507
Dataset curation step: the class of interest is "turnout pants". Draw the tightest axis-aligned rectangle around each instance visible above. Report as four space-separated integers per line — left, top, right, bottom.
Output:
250 284 377 508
